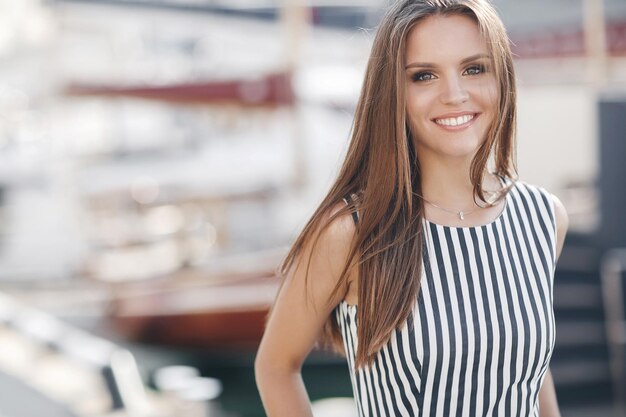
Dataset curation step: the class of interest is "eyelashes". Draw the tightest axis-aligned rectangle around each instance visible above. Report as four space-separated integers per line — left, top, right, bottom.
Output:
464 63 487 76
411 72 436 82
410 63 488 82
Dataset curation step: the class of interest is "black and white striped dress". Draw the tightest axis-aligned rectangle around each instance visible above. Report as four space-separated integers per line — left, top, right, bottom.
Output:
336 179 557 417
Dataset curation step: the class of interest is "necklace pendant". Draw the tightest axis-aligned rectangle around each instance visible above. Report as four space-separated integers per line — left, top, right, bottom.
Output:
459 211 465 220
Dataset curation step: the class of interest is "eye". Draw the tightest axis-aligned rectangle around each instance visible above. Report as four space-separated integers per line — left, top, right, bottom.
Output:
411 71 436 82
463 64 486 76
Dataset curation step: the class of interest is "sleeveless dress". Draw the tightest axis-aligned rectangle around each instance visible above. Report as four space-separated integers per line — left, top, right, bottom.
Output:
335 179 557 417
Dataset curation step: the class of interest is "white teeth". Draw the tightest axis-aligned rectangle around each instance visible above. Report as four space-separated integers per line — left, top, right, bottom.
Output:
435 114 474 126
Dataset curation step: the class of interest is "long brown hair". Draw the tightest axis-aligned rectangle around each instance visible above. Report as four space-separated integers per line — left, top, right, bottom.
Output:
278 0 517 368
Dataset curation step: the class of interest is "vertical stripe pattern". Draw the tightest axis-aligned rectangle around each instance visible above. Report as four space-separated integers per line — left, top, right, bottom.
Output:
336 180 557 417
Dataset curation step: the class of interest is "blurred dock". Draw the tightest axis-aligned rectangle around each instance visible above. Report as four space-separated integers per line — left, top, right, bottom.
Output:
0 290 227 417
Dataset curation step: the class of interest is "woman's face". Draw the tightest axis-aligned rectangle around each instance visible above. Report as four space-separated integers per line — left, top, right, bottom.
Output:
404 14 498 163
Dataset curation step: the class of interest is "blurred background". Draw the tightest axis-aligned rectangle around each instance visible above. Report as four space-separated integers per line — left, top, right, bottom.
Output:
0 0 625 416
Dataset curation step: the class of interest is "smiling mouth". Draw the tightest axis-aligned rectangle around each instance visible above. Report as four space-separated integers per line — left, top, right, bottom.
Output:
433 113 478 127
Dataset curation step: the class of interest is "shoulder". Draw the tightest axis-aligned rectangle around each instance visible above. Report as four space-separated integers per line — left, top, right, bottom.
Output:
550 193 568 232
300 200 358 296
520 181 568 236
550 193 569 259
509 179 559 218
316 201 358 259
508 181 568 241
513 180 569 258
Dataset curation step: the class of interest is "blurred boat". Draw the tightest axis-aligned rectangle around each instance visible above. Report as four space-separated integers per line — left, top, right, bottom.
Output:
65 71 295 108
60 31 303 352
107 250 282 351
76 181 285 353
64 66 295 351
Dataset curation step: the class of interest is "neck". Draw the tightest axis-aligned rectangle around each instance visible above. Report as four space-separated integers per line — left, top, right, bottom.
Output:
417 156 498 210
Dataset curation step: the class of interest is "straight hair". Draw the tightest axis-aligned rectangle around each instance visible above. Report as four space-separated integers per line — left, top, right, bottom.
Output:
278 0 517 369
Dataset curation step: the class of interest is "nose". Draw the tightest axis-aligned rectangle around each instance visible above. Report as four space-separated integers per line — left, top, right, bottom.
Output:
439 75 469 105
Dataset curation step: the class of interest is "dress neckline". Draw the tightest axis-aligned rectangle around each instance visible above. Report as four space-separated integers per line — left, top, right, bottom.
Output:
422 175 512 230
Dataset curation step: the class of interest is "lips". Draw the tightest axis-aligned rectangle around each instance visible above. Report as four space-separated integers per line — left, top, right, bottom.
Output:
432 112 479 129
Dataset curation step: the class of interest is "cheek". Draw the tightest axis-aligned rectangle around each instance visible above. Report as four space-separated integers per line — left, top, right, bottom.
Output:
405 98 420 126
405 89 432 121
479 89 499 139
488 89 499 111
404 105 423 139
405 107 428 139
480 79 499 111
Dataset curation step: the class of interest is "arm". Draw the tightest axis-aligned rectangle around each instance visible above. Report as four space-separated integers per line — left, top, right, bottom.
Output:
539 369 561 417
539 194 569 417
255 207 357 417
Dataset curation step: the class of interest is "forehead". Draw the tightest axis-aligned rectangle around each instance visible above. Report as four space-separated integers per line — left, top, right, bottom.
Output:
405 14 487 64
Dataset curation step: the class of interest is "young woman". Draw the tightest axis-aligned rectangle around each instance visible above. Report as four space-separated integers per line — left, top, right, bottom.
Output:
255 1 568 416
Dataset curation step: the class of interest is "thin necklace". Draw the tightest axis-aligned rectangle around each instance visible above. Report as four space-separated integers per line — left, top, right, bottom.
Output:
413 192 495 221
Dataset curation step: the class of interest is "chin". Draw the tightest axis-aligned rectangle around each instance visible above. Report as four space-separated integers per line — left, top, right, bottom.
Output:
412 128 488 159
443 149 481 160
431 140 484 159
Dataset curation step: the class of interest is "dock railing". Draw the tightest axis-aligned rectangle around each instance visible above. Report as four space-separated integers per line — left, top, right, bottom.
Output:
0 291 152 417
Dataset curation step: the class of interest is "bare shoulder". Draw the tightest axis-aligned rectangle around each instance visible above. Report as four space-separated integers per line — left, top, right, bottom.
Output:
283 200 358 304
551 193 569 236
323 201 358 247
550 193 569 260
310 201 358 287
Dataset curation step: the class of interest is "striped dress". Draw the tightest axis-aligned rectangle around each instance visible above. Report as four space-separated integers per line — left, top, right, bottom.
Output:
336 179 557 417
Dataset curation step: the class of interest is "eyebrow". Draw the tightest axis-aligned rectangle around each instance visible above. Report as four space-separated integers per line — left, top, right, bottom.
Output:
404 53 491 70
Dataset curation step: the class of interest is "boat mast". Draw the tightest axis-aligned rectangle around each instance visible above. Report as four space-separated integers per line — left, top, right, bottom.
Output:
583 0 607 86
280 0 310 189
